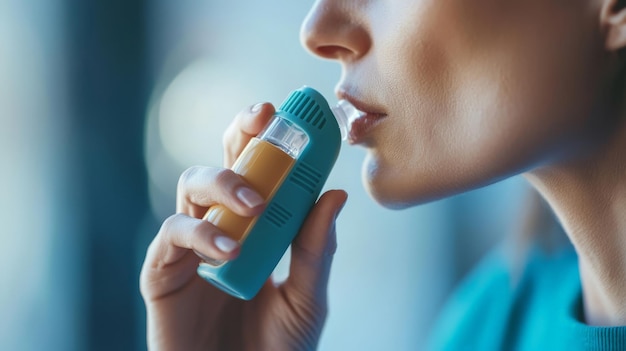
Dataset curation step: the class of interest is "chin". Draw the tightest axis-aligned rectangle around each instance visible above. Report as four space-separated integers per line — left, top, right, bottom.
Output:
361 158 431 210
361 153 473 210
363 179 447 210
365 186 414 210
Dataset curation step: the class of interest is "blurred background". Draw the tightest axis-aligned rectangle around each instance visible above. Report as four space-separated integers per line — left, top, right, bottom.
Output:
0 1 532 350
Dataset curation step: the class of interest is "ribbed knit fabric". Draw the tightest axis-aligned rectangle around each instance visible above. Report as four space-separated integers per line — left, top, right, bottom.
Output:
569 300 626 351
428 243 626 350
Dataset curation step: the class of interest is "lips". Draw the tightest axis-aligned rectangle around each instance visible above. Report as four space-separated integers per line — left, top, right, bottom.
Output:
348 112 386 144
337 91 387 144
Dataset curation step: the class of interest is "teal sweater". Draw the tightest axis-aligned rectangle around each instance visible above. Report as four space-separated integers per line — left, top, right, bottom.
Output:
428 244 626 350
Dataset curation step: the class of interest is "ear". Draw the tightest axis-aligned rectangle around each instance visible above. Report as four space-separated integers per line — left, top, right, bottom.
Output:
601 0 626 51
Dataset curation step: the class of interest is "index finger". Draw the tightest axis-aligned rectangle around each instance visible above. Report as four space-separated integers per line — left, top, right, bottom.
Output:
222 102 275 167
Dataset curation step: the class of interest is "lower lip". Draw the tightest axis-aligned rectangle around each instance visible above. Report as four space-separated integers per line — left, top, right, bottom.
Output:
348 113 387 144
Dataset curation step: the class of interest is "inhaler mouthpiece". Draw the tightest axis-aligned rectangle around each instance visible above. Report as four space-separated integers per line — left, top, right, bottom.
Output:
332 100 366 141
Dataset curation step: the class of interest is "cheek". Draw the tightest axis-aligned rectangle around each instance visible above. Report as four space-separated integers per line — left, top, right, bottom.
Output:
363 3 487 206
460 8 605 166
362 0 605 207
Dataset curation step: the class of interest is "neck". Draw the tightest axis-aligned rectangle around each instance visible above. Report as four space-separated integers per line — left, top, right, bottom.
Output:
525 124 626 326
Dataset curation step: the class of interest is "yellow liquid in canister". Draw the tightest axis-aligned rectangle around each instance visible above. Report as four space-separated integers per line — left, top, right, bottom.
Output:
203 138 296 242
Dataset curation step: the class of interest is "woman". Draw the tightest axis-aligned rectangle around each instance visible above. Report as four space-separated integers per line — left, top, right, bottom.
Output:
140 0 626 349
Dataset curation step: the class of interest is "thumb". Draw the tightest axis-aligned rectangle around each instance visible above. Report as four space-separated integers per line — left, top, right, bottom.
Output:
284 189 348 300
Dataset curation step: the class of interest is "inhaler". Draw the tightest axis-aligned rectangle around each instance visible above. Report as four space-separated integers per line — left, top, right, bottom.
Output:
197 86 361 300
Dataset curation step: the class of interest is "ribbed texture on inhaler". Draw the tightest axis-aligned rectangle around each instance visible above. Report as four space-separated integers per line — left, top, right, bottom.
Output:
279 89 331 132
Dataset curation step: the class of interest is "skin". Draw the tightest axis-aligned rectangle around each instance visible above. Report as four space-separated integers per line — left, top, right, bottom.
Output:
299 0 626 325
141 0 626 349
141 103 347 351
303 0 613 208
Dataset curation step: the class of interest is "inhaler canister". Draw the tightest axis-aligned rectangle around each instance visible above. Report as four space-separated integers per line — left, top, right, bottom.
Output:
197 86 353 300
201 118 308 266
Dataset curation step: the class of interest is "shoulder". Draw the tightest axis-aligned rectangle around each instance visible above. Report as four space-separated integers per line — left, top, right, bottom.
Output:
428 243 579 351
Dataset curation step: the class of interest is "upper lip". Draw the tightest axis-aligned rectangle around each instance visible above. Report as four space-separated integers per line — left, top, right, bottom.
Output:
335 88 387 117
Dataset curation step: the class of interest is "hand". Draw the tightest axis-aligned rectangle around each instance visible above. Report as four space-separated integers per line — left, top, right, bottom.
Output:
140 102 348 351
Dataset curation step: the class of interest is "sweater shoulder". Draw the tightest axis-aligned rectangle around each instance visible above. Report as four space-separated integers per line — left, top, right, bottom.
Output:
428 244 579 351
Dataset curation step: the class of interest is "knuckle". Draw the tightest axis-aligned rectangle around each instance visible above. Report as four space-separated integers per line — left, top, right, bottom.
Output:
211 168 238 190
177 166 201 192
159 213 183 237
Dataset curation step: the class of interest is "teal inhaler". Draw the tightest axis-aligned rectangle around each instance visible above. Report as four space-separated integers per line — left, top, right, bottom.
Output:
197 86 356 300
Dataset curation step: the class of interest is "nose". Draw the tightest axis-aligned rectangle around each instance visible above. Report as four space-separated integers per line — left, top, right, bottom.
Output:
300 0 371 62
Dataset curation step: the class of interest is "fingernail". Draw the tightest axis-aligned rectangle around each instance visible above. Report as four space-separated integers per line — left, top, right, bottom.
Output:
214 236 239 253
250 103 263 113
236 187 264 208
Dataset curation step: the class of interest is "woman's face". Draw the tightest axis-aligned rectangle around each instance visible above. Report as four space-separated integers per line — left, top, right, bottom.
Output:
301 0 613 208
